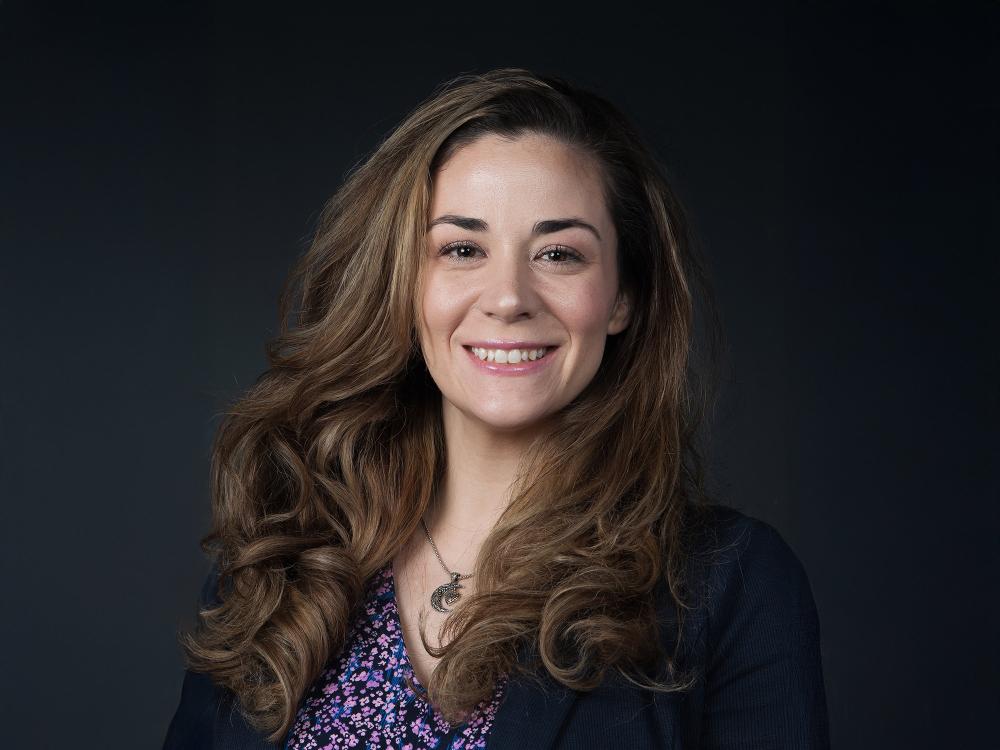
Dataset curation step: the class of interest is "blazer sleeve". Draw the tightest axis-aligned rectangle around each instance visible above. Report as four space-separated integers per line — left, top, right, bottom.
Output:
161 564 287 750
699 516 831 749
162 562 224 750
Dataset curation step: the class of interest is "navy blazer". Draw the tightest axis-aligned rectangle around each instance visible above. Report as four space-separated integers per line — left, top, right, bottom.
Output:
163 505 830 749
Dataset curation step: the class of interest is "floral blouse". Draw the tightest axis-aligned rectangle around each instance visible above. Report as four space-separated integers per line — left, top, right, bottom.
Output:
284 561 508 749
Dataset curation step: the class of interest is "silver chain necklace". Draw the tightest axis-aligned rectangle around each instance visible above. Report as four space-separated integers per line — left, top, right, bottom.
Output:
421 517 475 613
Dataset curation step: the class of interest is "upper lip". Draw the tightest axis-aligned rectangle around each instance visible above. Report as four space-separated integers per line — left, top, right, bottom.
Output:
463 340 557 349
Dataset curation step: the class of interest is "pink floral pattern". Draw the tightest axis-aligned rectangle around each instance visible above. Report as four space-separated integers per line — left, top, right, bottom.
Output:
285 562 507 749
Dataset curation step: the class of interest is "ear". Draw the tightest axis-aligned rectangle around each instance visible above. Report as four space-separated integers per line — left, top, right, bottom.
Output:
607 289 631 336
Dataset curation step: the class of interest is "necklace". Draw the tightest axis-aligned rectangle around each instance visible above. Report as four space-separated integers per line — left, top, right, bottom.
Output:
421 517 475 613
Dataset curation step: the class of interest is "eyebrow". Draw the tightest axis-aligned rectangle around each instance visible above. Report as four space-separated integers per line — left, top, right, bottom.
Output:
427 214 602 242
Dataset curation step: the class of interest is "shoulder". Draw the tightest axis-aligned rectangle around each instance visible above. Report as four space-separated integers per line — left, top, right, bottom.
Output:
690 503 816 599
669 504 830 747
683 503 822 641
198 558 225 608
163 559 281 749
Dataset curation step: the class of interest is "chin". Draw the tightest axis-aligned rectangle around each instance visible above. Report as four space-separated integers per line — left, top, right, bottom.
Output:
470 408 550 433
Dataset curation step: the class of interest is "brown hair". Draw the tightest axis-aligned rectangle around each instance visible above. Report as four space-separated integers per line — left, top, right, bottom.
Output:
177 67 723 743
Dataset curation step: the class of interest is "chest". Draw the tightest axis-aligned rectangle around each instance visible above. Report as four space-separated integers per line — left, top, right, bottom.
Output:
391 551 478 688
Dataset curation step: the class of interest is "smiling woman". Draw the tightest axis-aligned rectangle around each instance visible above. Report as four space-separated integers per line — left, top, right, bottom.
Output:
420 132 630 434
163 68 830 749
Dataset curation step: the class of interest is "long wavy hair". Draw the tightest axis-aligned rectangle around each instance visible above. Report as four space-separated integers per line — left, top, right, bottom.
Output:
178 67 724 743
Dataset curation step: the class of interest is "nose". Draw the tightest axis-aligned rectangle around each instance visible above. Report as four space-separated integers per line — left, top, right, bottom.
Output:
477 248 540 324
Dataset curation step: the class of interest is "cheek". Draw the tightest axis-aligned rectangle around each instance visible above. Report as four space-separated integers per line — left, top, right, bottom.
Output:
420 272 467 343
551 276 617 338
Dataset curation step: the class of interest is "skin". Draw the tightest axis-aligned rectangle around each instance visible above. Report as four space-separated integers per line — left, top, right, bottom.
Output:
393 133 631 685
393 135 630 686
419 130 630 538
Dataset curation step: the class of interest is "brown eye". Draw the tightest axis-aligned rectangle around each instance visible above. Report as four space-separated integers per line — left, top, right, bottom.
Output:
439 241 483 260
539 246 583 263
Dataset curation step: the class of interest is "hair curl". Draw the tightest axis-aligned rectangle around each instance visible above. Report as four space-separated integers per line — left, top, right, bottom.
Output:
177 67 725 743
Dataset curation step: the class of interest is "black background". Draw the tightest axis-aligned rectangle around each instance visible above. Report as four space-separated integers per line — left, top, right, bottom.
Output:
1 3 996 748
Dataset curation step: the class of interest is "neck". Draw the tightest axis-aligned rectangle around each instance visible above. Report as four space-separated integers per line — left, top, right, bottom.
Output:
422 398 547 570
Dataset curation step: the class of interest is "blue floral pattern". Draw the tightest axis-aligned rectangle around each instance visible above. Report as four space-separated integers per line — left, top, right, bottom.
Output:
285 562 507 749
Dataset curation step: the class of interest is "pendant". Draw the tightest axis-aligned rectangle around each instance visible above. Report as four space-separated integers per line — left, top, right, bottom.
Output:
430 572 465 613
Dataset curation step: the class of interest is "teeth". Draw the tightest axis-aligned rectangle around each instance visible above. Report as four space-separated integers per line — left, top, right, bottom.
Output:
470 346 548 364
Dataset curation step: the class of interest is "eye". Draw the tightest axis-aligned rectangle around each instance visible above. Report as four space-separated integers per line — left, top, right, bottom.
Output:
438 241 484 261
538 246 583 264
438 241 583 264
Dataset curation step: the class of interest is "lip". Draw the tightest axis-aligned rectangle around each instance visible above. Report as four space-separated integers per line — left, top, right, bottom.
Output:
462 344 558 376
462 340 557 349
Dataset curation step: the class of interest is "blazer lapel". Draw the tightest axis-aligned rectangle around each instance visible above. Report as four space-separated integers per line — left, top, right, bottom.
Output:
488 573 688 750
486 641 580 750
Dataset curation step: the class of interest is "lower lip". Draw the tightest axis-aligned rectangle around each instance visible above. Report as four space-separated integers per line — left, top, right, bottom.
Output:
462 346 558 376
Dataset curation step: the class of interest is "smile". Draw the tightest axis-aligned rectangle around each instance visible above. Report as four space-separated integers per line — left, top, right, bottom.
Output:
461 345 558 376
469 346 549 363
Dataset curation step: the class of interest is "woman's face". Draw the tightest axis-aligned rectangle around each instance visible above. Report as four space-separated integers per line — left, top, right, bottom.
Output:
419 132 630 434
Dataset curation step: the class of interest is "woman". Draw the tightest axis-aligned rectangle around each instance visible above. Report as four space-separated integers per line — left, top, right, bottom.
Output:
163 68 830 749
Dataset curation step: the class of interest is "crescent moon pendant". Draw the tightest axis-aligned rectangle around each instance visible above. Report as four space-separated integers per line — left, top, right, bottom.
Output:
430 577 465 613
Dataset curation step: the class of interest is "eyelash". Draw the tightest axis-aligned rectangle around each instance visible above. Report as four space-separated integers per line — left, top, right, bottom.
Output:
438 241 583 264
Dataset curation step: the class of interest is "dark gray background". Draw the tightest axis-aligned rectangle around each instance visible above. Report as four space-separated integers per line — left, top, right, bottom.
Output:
1 3 996 748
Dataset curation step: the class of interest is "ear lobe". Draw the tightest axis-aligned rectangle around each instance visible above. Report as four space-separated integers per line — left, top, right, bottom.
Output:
607 290 631 335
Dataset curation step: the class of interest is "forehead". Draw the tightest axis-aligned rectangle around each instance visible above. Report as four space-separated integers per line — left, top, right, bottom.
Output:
429 133 612 234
